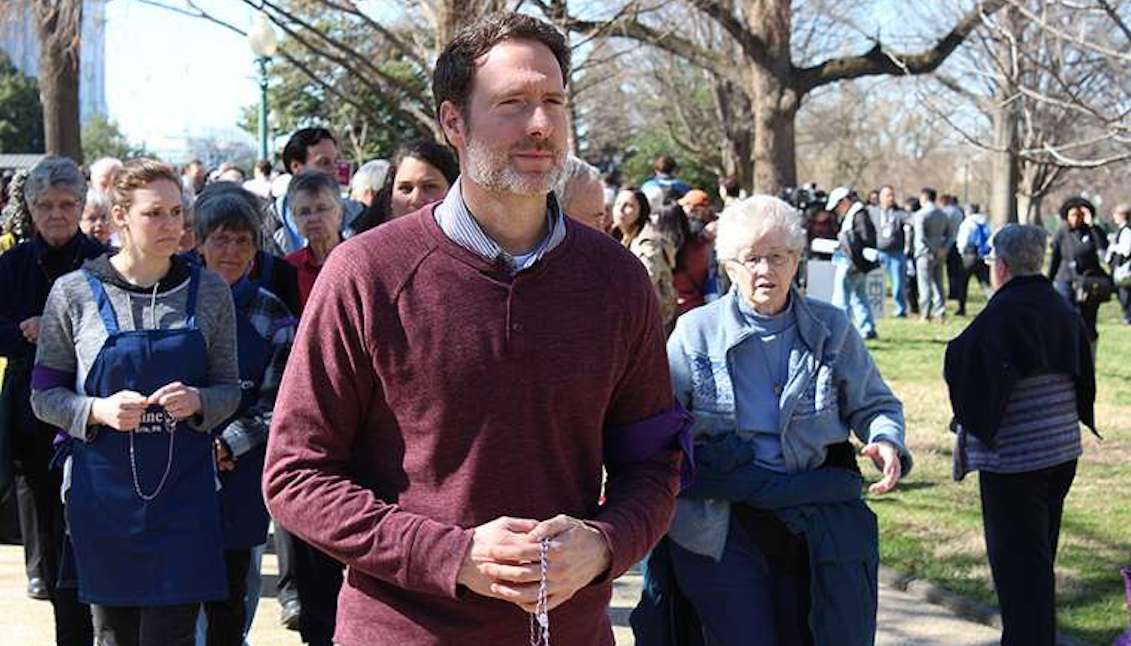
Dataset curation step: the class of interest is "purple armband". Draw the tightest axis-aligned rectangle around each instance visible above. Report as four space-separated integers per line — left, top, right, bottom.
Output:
31 365 74 391
604 401 696 490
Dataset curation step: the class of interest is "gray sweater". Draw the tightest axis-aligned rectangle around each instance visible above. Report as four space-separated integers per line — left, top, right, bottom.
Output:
31 259 240 441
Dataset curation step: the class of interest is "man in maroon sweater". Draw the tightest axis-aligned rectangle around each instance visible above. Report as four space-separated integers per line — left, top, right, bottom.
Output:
263 12 689 645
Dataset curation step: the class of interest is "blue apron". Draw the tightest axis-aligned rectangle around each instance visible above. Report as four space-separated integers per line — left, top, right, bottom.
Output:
67 265 226 606
216 277 273 549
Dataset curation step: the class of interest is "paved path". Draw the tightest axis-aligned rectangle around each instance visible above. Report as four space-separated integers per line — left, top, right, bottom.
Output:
1 544 1003 645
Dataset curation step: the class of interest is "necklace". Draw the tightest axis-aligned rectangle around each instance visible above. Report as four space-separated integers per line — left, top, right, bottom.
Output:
752 331 789 398
528 538 550 646
129 408 177 501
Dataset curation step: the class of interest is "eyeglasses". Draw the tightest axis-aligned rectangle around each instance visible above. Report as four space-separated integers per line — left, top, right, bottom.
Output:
205 234 256 251
727 251 796 271
33 199 82 215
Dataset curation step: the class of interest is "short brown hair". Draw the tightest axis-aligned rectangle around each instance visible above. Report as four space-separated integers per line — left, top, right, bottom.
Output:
432 12 570 120
654 155 678 175
110 159 182 211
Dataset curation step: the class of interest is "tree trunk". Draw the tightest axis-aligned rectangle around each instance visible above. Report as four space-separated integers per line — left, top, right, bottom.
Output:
750 72 799 193
1017 192 1043 227
35 0 83 163
989 95 1019 227
747 0 798 193
434 0 505 52
710 76 754 192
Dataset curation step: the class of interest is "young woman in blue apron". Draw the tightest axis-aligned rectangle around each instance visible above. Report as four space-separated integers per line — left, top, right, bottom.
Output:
30 160 240 646
192 184 296 646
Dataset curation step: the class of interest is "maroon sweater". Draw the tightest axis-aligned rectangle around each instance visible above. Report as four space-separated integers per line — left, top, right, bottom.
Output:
264 206 680 645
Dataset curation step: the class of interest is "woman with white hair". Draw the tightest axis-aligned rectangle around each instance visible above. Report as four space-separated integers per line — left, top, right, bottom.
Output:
0 156 106 642
634 195 912 645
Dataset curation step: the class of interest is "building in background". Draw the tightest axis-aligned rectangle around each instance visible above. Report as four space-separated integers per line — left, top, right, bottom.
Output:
0 0 109 126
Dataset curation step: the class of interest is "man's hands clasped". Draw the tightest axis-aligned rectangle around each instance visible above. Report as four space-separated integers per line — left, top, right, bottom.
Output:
457 514 612 613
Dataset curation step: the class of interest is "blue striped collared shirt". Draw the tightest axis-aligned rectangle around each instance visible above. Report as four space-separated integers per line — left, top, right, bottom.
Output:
433 177 567 275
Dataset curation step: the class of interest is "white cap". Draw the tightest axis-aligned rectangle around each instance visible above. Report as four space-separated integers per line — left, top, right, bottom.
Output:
826 186 850 211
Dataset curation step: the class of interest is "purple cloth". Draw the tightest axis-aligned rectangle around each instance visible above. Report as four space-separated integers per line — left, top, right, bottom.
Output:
1117 567 1131 646
31 364 74 391
605 401 696 490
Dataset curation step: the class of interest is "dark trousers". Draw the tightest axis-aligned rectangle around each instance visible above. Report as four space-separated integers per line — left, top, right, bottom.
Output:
274 525 299 606
12 428 62 587
1118 286 1131 323
91 603 199 646
203 549 253 646
275 526 342 646
947 244 964 300
53 587 93 646
956 255 990 314
669 517 812 646
1054 280 1100 341
979 459 1077 646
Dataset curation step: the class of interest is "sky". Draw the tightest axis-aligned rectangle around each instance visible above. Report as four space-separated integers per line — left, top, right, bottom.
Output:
100 0 925 159
104 0 260 156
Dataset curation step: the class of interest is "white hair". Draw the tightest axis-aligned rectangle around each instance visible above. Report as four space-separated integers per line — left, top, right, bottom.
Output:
89 157 123 182
552 155 602 207
84 188 111 214
351 159 390 197
715 194 807 260
26 156 87 208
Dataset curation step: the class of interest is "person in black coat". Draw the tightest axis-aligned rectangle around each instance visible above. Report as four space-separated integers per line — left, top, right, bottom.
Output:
1048 196 1108 347
0 156 104 644
946 224 1097 646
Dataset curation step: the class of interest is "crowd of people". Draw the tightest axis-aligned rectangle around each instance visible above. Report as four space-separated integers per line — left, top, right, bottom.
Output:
0 10 1124 646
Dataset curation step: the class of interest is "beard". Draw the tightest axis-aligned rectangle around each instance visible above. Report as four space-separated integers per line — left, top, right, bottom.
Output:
464 133 565 197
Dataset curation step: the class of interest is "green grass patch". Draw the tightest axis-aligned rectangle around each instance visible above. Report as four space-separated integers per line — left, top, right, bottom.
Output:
862 291 1131 645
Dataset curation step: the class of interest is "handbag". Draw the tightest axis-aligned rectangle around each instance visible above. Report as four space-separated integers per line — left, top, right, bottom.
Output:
1114 260 1131 289
1073 271 1114 304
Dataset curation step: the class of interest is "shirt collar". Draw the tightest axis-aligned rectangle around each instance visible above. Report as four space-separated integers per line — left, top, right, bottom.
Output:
434 176 567 275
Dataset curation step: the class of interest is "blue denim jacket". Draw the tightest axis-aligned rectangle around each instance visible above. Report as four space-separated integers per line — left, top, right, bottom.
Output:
666 288 912 559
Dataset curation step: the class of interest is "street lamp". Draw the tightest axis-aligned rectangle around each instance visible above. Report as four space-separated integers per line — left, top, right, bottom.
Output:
248 14 278 163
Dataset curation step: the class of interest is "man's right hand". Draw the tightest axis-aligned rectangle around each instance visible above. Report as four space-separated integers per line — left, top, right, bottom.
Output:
90 391 148 431
456 516 539 600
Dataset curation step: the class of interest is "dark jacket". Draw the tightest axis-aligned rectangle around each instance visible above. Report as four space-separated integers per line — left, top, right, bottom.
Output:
1048 224 1106 285
944 274 1096 447
838 202 880 273
0 233 107 362
250 251 301 316
631 438 877 646
0 232 104 491
867 205 908 253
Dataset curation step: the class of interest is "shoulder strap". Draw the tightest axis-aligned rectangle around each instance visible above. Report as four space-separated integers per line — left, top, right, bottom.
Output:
82 269 120 335
184 263 202 328
258 251 274 287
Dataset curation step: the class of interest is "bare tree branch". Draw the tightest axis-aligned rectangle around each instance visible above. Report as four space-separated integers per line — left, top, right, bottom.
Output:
793 0 1008 91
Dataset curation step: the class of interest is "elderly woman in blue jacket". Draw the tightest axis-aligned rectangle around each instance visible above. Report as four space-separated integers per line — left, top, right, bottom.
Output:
636 195 913 646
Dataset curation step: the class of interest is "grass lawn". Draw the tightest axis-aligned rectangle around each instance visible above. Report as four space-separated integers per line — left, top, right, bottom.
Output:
861 289 1131 645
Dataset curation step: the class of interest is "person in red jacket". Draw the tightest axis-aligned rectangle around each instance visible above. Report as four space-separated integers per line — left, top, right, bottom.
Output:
263 12 690 646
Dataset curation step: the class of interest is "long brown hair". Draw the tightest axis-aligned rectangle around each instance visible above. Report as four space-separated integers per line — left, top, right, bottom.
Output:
613 187 650 247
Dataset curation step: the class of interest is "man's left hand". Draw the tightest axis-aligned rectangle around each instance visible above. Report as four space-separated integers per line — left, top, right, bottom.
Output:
860 440 902 495
476 514 611 613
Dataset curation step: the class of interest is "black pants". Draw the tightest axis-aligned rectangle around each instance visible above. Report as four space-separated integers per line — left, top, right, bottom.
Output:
12 426 62 588
1054 281 1100 341
204 549 253 646
979 460 1077 646
53 586 93 646
956 255 990 314
275 527 342 646
1118 286 1131 323
274 525 299 606
946 245 964 300
91 603 199 646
